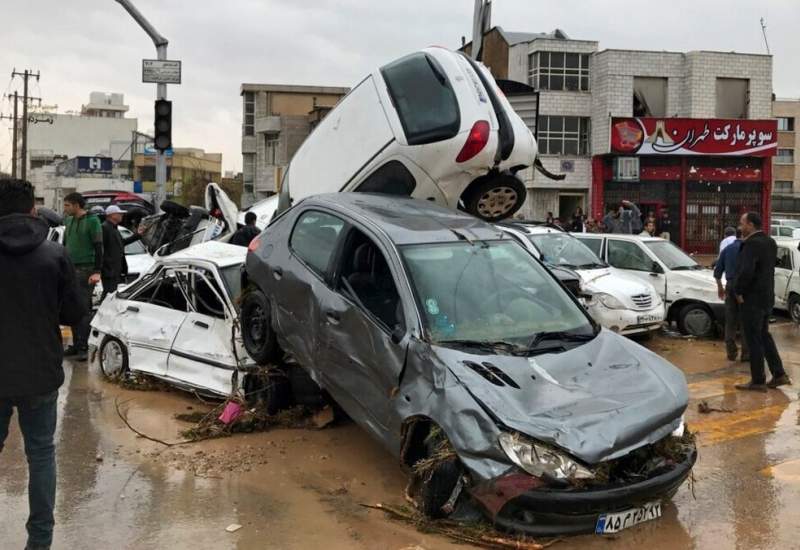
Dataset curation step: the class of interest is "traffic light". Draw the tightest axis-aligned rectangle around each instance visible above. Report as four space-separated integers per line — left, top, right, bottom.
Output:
154 99 172 151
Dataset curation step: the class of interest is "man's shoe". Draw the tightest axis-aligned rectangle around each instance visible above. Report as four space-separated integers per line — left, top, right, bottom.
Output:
734 382 768 392
767 375 792 389
63 345 80 357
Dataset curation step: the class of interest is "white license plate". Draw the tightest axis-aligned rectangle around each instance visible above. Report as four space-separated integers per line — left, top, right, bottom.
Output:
595 501 661 534
637 314 662 324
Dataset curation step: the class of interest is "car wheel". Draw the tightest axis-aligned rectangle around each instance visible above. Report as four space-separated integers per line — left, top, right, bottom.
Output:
240 288 280 364
99 336 129 379
677 303 714 337
461 173 526 222
418 459 464 519
789 295 800 324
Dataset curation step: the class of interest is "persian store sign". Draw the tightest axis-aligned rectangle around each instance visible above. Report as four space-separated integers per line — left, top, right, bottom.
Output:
610 118 778 157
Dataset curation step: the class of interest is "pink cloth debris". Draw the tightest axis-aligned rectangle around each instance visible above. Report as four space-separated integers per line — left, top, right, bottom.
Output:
218 402 243 425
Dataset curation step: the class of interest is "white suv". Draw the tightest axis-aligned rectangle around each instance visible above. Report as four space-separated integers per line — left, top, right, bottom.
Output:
775 238 800 323
277 47 537 222
500 224 665 336
576 234 724 337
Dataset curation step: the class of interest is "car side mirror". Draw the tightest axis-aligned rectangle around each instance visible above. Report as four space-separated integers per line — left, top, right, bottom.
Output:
391 325 405 345
650 261 663 274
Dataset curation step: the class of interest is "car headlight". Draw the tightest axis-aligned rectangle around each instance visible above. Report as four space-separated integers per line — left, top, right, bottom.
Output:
498 432 594 481
595 292 626 310
671 416 685 438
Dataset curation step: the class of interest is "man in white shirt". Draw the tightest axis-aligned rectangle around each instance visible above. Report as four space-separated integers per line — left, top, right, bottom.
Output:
719 226 737 253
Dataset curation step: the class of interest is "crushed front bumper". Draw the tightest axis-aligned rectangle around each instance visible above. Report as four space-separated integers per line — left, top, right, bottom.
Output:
477 447 697 537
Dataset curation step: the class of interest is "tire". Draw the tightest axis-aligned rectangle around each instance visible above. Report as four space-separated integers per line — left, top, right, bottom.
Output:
789 294 800 324
461 173 526 222
99 336 129 379
418 459 464 519
677 303 714 337
240 289 280 364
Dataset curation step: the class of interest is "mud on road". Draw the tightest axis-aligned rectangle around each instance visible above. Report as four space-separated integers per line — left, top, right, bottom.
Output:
2 321 800 549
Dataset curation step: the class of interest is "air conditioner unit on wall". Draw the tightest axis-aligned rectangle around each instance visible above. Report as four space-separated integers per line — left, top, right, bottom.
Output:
614 157 640 181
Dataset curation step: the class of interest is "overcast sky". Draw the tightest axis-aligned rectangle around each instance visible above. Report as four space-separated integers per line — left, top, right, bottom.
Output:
1 0 798 173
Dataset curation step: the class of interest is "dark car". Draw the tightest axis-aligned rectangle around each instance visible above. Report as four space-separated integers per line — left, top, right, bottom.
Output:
82 190 155 215
241 193 696 536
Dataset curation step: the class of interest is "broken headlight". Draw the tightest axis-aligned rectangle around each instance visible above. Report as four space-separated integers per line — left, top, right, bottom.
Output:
671 416 686 438
595 292 625 310
498 432 594 481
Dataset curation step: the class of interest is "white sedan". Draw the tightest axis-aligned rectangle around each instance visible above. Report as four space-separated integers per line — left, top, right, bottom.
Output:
89 241 265 399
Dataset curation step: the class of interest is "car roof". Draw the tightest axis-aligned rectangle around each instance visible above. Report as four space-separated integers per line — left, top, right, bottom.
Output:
301 193 508 245
576 233 664 243
161 241 246 268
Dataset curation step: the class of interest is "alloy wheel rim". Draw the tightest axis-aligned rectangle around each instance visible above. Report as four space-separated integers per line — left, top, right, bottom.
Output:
102 341 124 376
685 309 712 336
477 187 518 218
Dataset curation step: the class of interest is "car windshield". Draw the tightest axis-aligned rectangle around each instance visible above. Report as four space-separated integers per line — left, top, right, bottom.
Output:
645 240 701 270
119 228 147 255
527 233 606 269
220 265 243 301
401 241 594 349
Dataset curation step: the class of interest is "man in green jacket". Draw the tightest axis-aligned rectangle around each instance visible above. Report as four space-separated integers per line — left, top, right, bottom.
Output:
62 192 103 361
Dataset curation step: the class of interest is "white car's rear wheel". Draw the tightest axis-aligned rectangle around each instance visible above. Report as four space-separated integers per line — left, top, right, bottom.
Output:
462 173 526 222
99 336 129 379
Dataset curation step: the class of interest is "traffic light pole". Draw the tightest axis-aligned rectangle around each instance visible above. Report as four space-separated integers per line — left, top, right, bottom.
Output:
115 0 169 211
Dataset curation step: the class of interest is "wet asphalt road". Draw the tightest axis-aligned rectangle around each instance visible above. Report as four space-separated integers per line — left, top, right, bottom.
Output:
1 321 800 549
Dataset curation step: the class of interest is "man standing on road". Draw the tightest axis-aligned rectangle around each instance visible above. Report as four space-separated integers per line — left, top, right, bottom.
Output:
714 229 749 363
229 212 261 247
62 192 102 362
734 212 791 392
719 226 737 254
100 205 142 302
0 178 85 550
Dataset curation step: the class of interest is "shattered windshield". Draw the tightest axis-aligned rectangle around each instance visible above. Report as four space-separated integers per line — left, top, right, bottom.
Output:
401 241 593 347
645 241 701 270
528 233 606 269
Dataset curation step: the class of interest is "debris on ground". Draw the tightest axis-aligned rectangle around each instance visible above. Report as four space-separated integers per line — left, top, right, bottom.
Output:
311 405 335 429
225 523 243 533
117 373 172 392
218 401 244 425
180 400 316 442
362 503 553 550
412 425 458 478
698 400 733 414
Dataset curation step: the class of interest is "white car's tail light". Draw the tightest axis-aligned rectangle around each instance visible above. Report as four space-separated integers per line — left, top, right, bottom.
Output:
456 120 490 163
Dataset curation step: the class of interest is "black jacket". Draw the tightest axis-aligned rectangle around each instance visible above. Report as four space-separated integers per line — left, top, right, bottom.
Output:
101 221 141 280
230 224 260 247
734 231 777 308
0 214 86 397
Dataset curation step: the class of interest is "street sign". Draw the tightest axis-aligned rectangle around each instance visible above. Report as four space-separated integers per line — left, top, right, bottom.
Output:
142 59 181 84
143 146 173 157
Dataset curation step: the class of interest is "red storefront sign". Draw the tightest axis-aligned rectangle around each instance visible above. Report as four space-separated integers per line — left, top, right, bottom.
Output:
610 118 778 157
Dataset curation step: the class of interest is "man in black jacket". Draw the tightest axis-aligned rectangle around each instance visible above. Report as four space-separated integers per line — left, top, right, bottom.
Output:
229 211 261 247
0 178 85 550
100 205 142 302
733 212 791 392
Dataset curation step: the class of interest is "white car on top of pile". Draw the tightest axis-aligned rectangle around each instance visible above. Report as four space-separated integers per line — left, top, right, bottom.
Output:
88 241 262 399
576 233 724 337
499 223 665 336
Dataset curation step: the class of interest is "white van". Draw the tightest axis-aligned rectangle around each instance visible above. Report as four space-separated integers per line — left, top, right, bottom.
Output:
277 48 537 221
500 224 665 336
576 234 724 337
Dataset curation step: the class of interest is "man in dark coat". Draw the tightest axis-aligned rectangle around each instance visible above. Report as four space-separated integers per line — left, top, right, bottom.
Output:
733 212 791 391
230 212 261 247
100 205 142 301
0 178 85 550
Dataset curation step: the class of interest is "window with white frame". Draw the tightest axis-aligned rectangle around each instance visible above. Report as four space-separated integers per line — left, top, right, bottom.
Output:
243 92 255 136
774 181 794 194
776 149 795 164
537 116 590 155
265 136 279 165
528 52 590 92
777 117 795 132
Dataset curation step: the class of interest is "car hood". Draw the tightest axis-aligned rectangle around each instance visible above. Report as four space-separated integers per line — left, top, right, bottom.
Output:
437 330 688 464
205 182 239 235
126 254 155 275
240 195 279 230
578 267 655 297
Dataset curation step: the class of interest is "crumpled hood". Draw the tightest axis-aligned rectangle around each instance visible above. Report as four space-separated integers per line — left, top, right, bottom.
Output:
579 267 654 297
439 330 688 464
669 269 722 302
0 214 49 255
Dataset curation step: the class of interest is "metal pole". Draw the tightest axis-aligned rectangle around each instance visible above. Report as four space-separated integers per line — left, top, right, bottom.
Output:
114 0 169 211
21 71 29 181
11 92 18 178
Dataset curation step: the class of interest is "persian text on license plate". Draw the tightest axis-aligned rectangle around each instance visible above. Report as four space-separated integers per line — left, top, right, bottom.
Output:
595 501 661 534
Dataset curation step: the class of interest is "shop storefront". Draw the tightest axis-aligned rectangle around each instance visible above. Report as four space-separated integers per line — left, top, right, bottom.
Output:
591 117 778 253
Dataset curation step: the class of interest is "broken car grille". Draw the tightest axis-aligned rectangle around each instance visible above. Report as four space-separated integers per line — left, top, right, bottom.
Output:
631 294 653 310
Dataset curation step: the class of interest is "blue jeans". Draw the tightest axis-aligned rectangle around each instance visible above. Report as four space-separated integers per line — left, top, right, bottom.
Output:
0 391 58 549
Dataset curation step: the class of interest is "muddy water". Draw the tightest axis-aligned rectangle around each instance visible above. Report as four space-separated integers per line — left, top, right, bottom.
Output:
1 321 799 549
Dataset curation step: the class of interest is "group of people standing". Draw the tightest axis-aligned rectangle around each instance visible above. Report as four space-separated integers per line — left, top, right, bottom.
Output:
543 201 673 238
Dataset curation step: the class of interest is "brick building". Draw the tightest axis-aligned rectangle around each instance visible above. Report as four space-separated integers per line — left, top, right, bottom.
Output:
463 28 776 252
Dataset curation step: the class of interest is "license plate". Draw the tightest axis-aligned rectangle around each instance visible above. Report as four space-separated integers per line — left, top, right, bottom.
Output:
637 314 662 324
595 501 661 534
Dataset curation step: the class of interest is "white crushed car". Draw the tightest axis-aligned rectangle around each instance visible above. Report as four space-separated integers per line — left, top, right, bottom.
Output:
774 238 800 322
276 47 538 221
499 223 665 335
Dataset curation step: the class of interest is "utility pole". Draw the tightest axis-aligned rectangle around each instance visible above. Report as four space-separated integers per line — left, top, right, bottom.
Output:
760 17 771 55
11 69 41 181
0 92 20 177
115 0 169 211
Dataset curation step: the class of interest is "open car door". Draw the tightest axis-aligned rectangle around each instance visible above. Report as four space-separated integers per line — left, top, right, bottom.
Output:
205 182 239 241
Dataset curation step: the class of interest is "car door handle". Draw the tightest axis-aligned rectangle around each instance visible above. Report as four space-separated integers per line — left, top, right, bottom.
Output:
126 305 140 313
326 311 340 325
193 320 210 330
273 267 283 280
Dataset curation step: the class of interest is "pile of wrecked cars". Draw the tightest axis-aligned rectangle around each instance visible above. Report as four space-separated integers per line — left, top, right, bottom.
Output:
87 46 696 538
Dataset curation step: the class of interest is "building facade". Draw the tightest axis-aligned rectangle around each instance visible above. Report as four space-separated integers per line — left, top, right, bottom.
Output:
134 148 222 205
772 99 799 217
465 28 775 252
240 83 349 207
